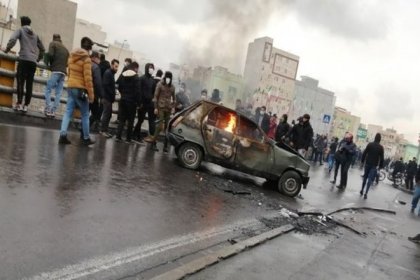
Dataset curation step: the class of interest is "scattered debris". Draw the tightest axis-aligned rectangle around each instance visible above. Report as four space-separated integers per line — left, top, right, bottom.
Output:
222 189 251 195
397 200 406 205
327 207 397 216
297 194 304 200
260 216 291 229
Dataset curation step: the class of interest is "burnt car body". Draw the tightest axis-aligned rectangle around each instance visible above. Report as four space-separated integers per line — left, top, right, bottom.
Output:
167 101 310 197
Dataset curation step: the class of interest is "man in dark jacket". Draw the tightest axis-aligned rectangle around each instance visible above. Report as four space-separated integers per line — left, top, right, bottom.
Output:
89 51 104 132
360 133 384 199
4 16 45 112
406 158 418 190
392 158 405 186
100 59 119 137
288 114 314 157
43 34 69 117
328 137 339 173
133 63 157 142
116 62 141 142
256 106 270 134
334 133 357 189
99 53 111 77
175 82 191 113
275 114 290 142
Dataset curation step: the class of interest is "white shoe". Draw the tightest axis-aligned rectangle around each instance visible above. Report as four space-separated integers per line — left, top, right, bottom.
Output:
14 103 22 111
22 105 28 113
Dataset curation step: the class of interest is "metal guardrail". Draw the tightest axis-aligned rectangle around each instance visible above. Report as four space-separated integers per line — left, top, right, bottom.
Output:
0 52 120 114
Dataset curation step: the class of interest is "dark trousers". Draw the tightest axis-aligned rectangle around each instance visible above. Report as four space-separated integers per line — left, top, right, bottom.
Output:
361 165 377 194
406 174 414 190
339 161 351 187
116 100 136 141
16 60 37 105
133 105 156 138
101 99 113 132
89 98 102 126
334 161 342 182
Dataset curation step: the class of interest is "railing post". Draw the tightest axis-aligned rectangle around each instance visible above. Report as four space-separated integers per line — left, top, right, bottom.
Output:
0 53 15 107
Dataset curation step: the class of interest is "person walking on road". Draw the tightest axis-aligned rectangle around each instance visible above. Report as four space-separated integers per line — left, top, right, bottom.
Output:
405 158 417 191
115 62 141 143
410 175 420 216
4 16 45 113
333 132 356 189
43 34 69 118
327 137 339 173
360 133 384 199
100 59 119 137
58 37 95 146
145 71 175 153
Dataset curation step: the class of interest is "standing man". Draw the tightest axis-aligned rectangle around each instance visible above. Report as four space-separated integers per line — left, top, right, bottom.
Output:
406 158 417 191
89 51 104 132
58 37 95 146
43 34 69 117
257 106 270 134
4 16 45 112
392 157 405 187
327 137 339 173
288 114 314 157
145 71 175 153
360 133 384 199
133 63 157 142
275 114 290 142
335 133 356 189
115 62 141 143
100 59 119 137
99 53 110 77
175 82 191 113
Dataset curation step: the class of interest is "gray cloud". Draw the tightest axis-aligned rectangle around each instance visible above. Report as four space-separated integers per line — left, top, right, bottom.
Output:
374 84 415 122
291 0 390 41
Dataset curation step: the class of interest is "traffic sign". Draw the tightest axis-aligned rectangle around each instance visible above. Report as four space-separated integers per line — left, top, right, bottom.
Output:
323 114 331 124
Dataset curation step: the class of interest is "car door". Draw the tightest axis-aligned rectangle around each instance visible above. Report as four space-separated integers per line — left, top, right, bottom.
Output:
202 107 238 163
235 116 273 174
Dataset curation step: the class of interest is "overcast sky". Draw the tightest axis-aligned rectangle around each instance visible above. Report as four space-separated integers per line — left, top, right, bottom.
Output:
8 0 420 143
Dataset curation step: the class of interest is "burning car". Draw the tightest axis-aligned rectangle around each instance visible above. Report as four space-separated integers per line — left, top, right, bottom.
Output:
167 101 310 197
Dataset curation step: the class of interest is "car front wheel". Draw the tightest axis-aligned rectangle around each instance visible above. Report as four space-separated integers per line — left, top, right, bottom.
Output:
177 142 203 170
278 171 302 197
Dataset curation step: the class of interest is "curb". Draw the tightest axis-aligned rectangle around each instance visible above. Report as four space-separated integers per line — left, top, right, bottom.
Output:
150 224 295 280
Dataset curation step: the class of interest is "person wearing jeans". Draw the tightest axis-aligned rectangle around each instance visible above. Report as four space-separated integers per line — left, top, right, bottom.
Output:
60 88 90 141
411 177 420 215
43 34 69 117
5 16 45 112
58 37 95 146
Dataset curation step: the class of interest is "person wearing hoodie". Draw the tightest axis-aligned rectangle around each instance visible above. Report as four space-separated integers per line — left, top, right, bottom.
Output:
100 59 119 137
275 114 290 142
132 63 157 142
43 34 69 117
210 88 222 104
334 132 357 189
58 37 95 146
115 62 141 143
145 71 175 152
360 133 384 199
4 16 45 112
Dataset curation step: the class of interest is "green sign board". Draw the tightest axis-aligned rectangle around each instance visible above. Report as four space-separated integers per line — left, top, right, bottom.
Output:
357 128 367 139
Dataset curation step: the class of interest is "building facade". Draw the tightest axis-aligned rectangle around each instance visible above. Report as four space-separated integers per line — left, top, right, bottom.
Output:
290 76 336 135
243 37 299 116
330 107 361 140
17 0 77 50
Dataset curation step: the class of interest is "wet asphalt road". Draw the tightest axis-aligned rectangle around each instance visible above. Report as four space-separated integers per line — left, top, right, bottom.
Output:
0 124 418 279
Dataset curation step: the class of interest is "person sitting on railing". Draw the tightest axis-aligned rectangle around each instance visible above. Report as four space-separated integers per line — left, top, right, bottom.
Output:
3 16 45 113
58 37 95 146
43 34 69 118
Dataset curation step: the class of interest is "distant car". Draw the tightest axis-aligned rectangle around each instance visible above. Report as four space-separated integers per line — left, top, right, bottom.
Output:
167 101 310 197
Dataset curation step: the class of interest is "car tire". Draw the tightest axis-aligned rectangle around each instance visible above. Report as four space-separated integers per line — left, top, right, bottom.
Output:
177 142 203 170
278 170 302 197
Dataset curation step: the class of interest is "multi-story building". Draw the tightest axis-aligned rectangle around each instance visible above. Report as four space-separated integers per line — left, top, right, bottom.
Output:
17 0 77 50
243 37 299 116
290 76 336 135
330 107 361 139
73 18 107 49
0 3 16 50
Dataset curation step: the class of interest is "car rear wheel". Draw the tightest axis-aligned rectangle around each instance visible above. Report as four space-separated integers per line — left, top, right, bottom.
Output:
177 142 203 170
278 171 302 197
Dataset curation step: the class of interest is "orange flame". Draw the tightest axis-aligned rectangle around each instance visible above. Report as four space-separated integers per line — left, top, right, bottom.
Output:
225 113 237 133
